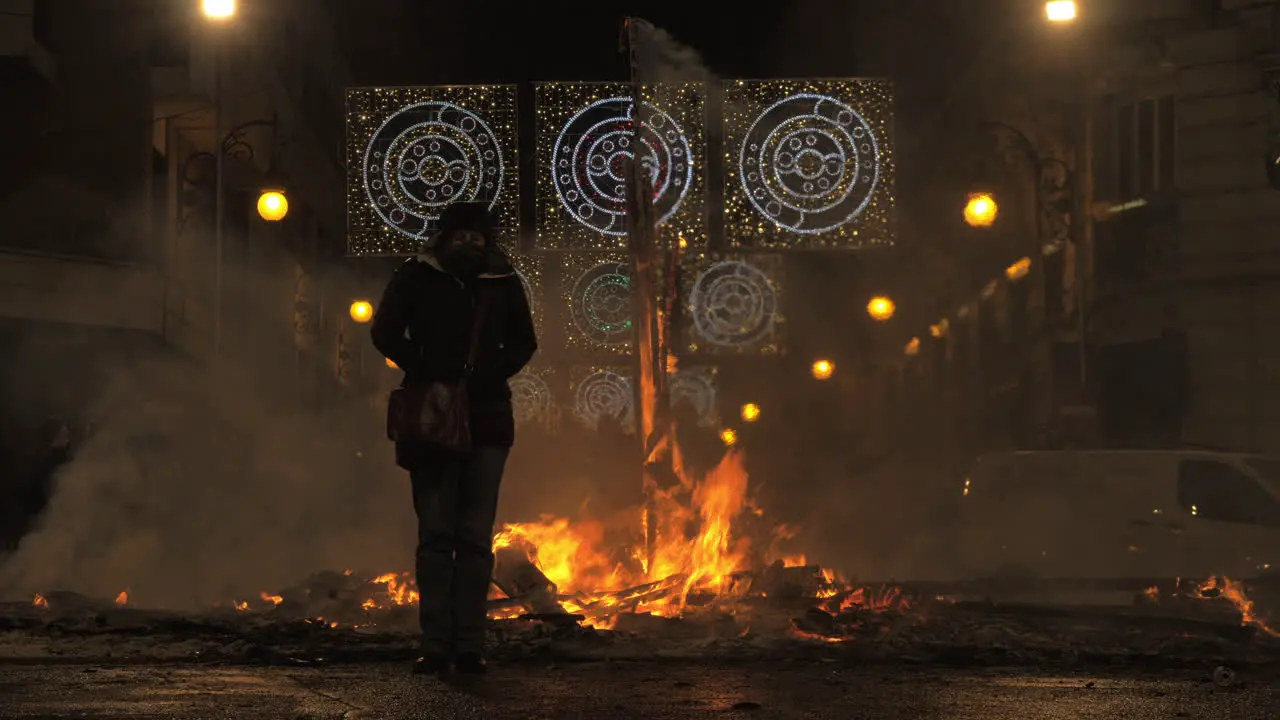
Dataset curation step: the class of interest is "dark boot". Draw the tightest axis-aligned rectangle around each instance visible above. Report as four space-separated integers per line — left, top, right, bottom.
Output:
413 654 450 676
454 652 487 675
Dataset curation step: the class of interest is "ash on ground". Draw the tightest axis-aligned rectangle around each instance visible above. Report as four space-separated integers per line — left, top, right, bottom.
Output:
4 569 1280 671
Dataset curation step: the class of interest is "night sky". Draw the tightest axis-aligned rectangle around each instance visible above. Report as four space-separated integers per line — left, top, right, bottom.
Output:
339 0 862 85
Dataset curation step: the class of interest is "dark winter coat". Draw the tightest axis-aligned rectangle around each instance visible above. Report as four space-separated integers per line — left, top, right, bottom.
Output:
371 249 537 463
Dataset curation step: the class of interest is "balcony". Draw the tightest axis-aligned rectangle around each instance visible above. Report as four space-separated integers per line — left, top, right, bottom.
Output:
0 0 55 83
0 249 163 333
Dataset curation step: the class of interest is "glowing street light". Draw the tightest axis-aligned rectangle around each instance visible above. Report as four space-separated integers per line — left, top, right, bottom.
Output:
349 300 374 323
256 190 288 222
720 428 738 446
201 0 235 19
740 403 761 423
1045 1 1077 22
964 192 999 227
1005 256 1032 281
866 296 896 322
811 359 835 380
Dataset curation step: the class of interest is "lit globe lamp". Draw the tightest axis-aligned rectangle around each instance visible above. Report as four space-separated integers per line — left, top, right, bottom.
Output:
866 296 896 322
256 188 289 222
349 300 374 324
201 0 235 19
1045 1 1077 22
811 359 835 380
963 192 998 228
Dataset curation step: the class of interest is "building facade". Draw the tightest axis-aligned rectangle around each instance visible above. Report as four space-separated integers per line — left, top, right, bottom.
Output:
852 0 1280 459
0 0 374 415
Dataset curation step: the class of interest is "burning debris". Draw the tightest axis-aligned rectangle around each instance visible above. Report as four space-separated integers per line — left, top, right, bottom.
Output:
9 428 1280 670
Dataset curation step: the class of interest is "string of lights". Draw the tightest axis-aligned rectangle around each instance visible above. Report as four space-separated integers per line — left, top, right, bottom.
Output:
900 245 1053 359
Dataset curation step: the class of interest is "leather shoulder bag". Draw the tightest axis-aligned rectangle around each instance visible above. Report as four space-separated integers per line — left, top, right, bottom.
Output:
385 291 490 452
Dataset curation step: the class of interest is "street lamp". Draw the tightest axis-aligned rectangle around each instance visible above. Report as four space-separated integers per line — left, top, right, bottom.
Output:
740 403 761 423
256 190 288 222
349 301 374 324
811 359 835 380
1045 1 1077 22
1005 257 1032 282
866 296 896 322
963 192 999 227
201 0 235 19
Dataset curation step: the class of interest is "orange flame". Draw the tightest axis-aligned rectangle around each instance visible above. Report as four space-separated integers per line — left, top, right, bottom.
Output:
1197 576 1280 638
114 590 129 606
31 594 48 609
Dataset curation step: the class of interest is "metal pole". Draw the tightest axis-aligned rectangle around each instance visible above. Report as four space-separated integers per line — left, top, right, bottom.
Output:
1077 80 1096 392
213 38 224 365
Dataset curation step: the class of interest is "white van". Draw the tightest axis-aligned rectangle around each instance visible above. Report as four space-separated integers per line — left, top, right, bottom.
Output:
954 450 1280 582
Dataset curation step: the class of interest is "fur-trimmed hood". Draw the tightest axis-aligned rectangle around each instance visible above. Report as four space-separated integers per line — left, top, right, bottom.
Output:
414 248 515 280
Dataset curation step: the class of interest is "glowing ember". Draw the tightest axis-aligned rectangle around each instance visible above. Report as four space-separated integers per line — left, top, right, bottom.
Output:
31 594 48 609
1196 576 1280 638
114 591 129 607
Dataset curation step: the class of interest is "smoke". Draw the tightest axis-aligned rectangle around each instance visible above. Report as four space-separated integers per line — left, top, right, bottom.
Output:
627 19 715 86
0 237 412 609
626 18 733 145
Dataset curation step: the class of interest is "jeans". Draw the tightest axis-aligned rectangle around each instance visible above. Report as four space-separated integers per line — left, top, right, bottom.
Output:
409 445 509 656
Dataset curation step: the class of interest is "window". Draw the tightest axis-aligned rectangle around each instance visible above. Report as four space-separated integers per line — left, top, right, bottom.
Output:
1116 103 1135 201
1113 95 1177 201
1177 460 1280 527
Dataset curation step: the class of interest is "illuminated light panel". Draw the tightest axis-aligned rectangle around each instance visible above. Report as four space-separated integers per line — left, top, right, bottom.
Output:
570 366 635 432
510 365 556 428
535 82 707 251
561 253 635 354
682 253 786 355
668 365 719 427
346 86 519 256
724 79 896 250
505 249 546 338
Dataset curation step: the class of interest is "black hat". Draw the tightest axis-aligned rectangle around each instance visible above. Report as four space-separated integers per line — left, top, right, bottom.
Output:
435 202 495 244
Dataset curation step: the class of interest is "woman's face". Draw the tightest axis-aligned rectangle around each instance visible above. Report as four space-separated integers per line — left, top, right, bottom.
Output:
443 229 485 252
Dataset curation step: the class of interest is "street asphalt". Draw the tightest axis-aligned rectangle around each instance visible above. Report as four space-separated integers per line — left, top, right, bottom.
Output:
0 660 1277 719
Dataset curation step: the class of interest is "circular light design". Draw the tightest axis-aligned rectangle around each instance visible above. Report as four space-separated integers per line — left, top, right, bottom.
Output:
552 97 693 236
689 260 778 348
738 93 881 234
569 261 633 347
510 372 553 425
362 101 505 240
573 370 633 429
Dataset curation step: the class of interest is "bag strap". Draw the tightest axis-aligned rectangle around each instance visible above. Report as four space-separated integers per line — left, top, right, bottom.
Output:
462 288 491 376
